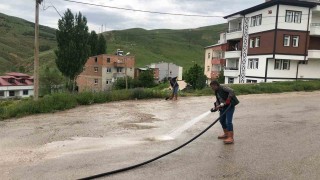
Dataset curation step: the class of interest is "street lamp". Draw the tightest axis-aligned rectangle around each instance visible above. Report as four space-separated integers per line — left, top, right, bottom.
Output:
125 52 130 90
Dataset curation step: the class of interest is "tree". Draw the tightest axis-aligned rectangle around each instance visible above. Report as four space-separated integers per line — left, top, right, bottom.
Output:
88 31 98 56
139 70 155 88
97 34 107 54
184 64 207 90
217 69 225 84
55 9 90 92
39 66 65 95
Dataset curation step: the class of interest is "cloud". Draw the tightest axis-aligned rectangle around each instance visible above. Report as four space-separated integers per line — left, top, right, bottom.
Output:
0 0 264 31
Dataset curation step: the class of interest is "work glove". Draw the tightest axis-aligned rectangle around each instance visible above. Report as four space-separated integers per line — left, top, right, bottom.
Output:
225 98 231 105
210 108 217 112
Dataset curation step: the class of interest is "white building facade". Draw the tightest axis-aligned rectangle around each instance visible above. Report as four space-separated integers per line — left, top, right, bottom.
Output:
223 0 320 84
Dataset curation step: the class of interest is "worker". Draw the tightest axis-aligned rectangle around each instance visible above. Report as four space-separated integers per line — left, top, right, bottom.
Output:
210 80 239 144
168 77 179 101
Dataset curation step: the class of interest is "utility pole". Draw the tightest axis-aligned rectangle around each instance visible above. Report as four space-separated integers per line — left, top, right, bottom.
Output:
34 0 42 100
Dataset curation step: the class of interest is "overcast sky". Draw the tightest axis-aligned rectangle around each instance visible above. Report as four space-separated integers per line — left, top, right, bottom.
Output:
0 0 264 32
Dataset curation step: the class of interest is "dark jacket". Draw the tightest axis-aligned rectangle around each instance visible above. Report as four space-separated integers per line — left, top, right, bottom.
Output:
215 85 239 106
170 77 179 88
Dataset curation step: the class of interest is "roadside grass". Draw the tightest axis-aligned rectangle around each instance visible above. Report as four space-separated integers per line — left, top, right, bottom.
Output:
1 81 319 120
183 80 320 96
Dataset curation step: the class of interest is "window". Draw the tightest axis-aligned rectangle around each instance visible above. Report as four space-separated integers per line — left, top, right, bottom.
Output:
208 53 211 59
94 79 98 84
0 91 4 96
94 67 98 72
292 36 299 47
255 37 260 47
250 39 255 48
23 90 28 95
282 60 290 70
9 91 15 97
106 79 112 85
284 35 291 47
248 59 259 69
117 68 122 73
285 10 302 23
274 59 290 70
207 66 210 72
275 59 281 70
247 79 257 83
94 57 98 63
251 14 262 26
106 68 112 73
107 58 111 63
228 78 234 84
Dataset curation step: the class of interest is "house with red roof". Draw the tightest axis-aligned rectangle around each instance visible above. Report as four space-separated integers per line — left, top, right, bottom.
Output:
0 72 34 99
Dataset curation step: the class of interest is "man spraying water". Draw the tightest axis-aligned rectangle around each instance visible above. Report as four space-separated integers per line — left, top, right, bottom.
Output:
210 80 239 144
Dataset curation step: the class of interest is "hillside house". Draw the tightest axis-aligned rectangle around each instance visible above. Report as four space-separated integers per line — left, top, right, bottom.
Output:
77 53 135 92
0 72 34 99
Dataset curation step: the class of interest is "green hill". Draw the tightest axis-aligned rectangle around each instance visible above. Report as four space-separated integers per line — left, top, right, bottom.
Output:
0 13 57 74
104 24 227 68
0 12 227 75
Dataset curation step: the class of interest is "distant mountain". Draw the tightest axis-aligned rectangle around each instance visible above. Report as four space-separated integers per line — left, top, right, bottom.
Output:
0 12 227 74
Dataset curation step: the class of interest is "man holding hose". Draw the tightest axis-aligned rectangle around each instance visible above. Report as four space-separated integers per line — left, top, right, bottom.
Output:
210 80 239 144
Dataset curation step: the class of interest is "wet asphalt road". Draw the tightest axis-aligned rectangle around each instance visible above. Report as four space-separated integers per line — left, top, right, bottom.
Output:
1 91 320 180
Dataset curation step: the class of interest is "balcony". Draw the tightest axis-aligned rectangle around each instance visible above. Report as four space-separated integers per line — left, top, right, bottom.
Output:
308 50 320 59
114 61 125 67
113 72 125 78
310 23 320 36
224 67 240 77
225 51 241 59
226 28 243 40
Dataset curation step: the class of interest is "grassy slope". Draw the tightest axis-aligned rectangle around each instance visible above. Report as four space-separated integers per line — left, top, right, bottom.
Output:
0 13 56 74
0 12 227 75
104 24 227 69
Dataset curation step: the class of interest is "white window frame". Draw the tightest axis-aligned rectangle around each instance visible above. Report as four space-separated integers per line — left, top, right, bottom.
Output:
250 38 254 48
248 58 259 69
284 35 291 47
207 66 210 72
274 59 290 70
255 37 260 47
106 68 112 73
94 67 98 72
208 53 211 59
292 36 299 47
282 60 290 70
286 10 302 23
251 14 262 27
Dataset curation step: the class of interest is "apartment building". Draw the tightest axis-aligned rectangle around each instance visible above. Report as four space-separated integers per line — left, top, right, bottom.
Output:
204 33 227 81
77 54 135 92
221 0 320 84
0 72 34 99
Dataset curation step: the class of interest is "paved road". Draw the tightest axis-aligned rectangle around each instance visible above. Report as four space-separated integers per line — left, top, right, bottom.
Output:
1 91 320 180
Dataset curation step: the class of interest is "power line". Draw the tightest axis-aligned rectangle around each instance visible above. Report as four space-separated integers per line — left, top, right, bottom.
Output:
60 0 312 20
41 0 62 17
61 0 224 18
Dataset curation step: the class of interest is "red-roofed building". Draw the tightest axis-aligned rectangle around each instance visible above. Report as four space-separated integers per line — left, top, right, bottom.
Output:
0 72 34 99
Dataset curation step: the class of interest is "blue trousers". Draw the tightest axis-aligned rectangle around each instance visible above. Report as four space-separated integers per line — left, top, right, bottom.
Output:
219 106 235 131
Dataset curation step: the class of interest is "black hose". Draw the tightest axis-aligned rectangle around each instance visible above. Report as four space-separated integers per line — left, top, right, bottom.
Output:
78 105 231 180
